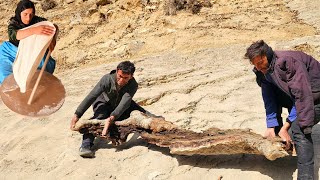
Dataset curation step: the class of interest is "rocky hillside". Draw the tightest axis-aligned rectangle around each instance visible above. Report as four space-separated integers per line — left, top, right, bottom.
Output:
0 0 319 72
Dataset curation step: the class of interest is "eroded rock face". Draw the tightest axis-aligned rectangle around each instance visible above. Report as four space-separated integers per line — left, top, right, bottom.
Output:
1 0 316 72
163 0 212 15
74 111 289 161
41 0 57 11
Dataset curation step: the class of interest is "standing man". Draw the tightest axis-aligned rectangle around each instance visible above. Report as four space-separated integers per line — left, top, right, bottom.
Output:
245 40 320 180
70 61 146 158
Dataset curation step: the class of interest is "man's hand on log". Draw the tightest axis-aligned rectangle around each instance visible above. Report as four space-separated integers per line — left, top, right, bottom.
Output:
101 116 115 137
264 127 276 139
278 122 293 150
264 123 293 150
70 114 79 131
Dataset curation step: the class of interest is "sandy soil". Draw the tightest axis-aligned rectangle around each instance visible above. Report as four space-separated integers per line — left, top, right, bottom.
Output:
0 0 320 179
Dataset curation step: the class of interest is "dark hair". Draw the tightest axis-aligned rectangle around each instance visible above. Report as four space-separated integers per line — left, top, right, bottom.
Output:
245 40 271 62
117 61 135 75
10 0 35 25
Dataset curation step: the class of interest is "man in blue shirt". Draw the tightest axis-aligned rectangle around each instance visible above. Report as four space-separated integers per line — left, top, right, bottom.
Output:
245 40 320 180
254 70 296 147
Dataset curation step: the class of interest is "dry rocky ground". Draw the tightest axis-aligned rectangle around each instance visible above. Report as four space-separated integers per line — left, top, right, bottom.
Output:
0 0 320 179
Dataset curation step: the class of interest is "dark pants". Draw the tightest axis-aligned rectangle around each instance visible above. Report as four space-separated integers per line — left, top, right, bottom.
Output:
272 91 320 179
312 124 320 180
81 95 146 148
291 103 320 180
292 120 314 180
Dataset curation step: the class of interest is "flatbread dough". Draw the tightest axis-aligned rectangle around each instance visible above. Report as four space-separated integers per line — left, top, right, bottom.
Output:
13 21 56 93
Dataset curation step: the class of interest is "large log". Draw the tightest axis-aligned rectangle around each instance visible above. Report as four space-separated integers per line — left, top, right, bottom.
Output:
74 111 290 160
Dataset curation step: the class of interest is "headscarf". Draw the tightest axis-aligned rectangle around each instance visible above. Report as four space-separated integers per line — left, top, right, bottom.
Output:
9 0 35 27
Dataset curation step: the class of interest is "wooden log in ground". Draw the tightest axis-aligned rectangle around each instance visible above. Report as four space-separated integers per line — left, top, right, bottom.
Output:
74 111 290 160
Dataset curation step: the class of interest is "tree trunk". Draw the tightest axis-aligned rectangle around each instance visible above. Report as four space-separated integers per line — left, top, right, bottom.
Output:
74 111 290 160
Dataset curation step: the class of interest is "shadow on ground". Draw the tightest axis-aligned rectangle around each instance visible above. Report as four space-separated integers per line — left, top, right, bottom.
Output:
93 133 297 179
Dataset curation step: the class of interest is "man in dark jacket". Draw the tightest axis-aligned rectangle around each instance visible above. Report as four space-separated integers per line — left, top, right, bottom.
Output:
254 70 296 146
245 40 320 180
70 61 146 158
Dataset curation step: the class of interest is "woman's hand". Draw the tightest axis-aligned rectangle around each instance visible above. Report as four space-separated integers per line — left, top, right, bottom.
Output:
16 25 55 40
32 25 55 36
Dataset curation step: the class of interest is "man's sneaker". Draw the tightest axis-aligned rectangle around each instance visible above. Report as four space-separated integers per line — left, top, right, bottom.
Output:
79 146 94 158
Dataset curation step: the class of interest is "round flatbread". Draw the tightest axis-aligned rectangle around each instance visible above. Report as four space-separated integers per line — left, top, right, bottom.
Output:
0 70 65 117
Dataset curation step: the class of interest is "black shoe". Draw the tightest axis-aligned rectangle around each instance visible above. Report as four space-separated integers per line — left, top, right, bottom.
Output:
79 146 94 158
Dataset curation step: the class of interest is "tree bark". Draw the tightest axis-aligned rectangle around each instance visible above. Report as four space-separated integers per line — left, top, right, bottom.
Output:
74 111 290 160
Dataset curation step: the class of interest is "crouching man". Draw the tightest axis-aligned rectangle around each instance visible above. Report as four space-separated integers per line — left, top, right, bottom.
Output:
70 61 146 158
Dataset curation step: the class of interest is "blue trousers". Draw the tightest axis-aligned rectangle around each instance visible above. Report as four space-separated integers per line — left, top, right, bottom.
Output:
0 41 56 84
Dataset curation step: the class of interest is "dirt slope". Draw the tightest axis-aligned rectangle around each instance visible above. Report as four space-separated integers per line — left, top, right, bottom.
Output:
0 0 320 179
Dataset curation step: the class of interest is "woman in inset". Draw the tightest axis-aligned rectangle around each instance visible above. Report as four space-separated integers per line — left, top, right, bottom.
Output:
0 0 58 84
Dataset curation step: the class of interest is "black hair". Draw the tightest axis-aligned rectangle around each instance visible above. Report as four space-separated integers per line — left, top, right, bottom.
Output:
10 0 35 25
245 40 274 63
117 61 135 75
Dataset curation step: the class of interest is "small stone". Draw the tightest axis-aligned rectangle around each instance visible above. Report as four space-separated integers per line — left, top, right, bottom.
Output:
86 8 98 16
41 0 57 11
65 0 75 4
96 0 112 6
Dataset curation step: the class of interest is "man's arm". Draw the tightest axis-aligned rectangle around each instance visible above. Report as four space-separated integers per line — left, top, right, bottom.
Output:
278 121 292 150
70 75 110 130
101 81 138 136
70 114 79 130
254 70 280 138
101 92 135 137
261 80 280 129
287 106 297 124
278 105 296 149
110 82 138 120
277 105 295 148
75 75 110 118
